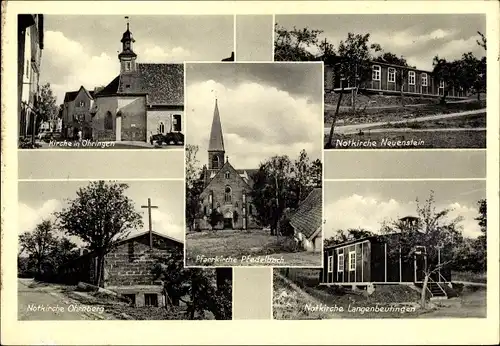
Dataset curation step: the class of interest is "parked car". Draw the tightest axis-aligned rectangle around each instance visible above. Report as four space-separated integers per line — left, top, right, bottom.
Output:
150 132 184 146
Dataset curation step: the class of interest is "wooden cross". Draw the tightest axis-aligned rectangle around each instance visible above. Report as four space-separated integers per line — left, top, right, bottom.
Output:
141 198 158 248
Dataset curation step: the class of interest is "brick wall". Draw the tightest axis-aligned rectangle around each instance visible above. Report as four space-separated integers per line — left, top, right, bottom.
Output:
105 233 180 287
199 162 258 230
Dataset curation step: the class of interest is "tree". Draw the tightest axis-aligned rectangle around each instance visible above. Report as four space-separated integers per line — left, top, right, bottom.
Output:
374 52 411 105
476 31 486 51
323 228 376 247
208 209 223 231
56 181 143 287
274 23 322 61
185 144 204 232
381 192 464 308
32 83 58 141
432 56 464 104
326 33 381 146
473 199 487 271
19 220 58 276
152 248 232 320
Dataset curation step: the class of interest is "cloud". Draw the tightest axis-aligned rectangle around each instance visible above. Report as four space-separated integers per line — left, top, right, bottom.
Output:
151 210 184 242
324 195 481 239
40 31 191 104
186 80 322 168
138 45 191 63
41 30 118 104
18 199 62 234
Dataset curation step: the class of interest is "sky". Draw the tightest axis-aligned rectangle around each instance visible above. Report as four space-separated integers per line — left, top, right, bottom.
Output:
236 15 273 61
186 63 323 169
275 14 486 71
323 180 486 239
18 180 185 247
40 15 234 105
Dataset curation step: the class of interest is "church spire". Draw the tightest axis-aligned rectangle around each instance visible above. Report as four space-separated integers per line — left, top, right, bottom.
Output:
118 16 137 74
208 98 225 170
208 99 225 152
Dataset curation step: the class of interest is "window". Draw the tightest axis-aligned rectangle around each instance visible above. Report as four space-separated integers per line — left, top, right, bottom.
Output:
421 73 428 87
249 204 253 215
337 253 344 272
203 206 207 216
212 155 219 169
79 101 85 107
388 68 396 83
372 65 381 81
439 80 445 88
225 171 230 179
124 294 136 306
144 294 158 307
158 122 165 134
408 71 416 85
104 111 113 130
224 186 232 203
125 62 131 71
349 251 356 271
242 192 246 203
327 256 334 273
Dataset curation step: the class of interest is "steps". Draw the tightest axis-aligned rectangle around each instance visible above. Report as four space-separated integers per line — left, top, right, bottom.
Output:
427 282 448 300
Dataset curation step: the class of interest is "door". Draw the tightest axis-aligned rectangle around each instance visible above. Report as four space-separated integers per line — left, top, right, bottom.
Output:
172 114 182 132
414 246 427 283
223 218 233 229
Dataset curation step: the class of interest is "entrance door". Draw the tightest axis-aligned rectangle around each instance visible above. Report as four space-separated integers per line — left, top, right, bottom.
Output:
414 246 427 283
223 218 233 229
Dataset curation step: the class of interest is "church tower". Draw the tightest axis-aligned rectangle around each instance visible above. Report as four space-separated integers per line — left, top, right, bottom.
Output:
118 16 137 74
208 99 225 172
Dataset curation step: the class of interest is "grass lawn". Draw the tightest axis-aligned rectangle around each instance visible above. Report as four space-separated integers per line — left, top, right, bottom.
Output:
324 100 486 126
380 112 486 129
273 269 487 319
326 129 486 149
186 229 322 267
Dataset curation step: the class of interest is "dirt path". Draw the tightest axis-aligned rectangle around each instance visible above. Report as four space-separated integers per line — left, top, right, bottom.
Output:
18 278 112 320
341 127 486 135
324 108 486 135
417 289 486 318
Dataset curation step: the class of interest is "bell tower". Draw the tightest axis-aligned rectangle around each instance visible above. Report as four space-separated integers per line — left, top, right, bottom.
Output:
208 99 225 172
118 16 137 74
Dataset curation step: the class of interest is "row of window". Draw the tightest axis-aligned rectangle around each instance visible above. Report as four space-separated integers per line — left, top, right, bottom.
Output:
327 252 356 273
372 65 445 88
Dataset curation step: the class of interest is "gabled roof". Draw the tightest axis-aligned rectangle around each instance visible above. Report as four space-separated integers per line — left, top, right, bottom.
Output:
289 188 322 240
208 99 225 152
64 86 95 103
115 230 183 246
236 169 258 187
203 160 251 194
95 64 184 106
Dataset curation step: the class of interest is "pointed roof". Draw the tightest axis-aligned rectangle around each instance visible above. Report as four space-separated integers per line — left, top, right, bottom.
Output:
208 99 225 152
289 188 322 240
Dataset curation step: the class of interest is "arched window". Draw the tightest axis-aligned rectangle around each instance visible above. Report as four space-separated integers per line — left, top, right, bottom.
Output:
224 186 232 203
224 171 230 179
104 111 113 130
159 122 165 134
212 155 219 169
249 204 253 215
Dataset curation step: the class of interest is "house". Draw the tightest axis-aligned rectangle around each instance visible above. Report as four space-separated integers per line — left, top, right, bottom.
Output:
320 217 452 296
196 99 259 230
289 188 322 252
324 61 468 99
91 20 184 144
62 86 95 139
18 14 44 139
58 231 182 307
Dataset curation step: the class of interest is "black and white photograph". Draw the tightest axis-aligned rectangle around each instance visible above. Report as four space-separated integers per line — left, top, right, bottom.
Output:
273 180 487 319
18 180 232 320
18 14 234 149
274 14 487 149
184 62 323 267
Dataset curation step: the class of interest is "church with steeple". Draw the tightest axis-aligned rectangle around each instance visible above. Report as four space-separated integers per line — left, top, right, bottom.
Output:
91 17 184 144
197 99 259 230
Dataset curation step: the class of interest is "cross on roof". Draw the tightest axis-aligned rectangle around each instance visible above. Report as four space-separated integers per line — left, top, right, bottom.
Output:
141 198 158 248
